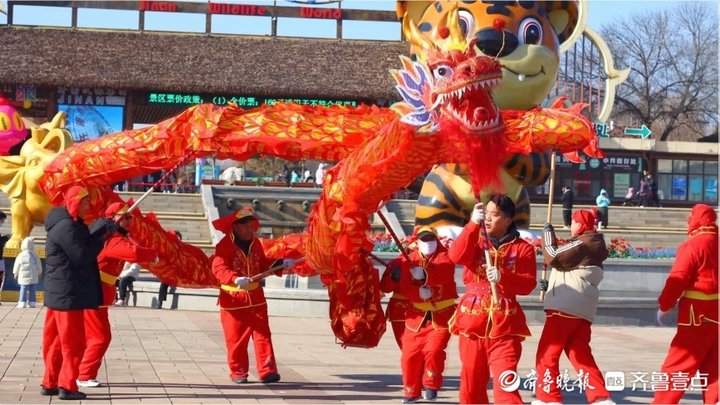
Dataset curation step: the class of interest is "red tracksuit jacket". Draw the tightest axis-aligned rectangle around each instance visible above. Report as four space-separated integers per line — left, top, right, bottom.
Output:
448 222 536 338
97 233 156 306
211 236 277 310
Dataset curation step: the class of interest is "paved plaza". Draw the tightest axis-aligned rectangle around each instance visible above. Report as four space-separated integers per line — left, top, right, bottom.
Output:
0 305 704 404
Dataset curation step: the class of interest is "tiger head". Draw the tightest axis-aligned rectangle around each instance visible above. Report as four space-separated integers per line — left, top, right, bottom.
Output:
397 0 582 110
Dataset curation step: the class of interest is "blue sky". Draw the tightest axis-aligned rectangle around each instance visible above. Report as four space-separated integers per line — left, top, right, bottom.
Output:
0 1 699 40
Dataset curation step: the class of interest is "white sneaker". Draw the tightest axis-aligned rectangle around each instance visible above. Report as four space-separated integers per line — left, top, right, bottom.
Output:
76 379 101 388
28 302 36 308
16 302 25 308
114 299 125 306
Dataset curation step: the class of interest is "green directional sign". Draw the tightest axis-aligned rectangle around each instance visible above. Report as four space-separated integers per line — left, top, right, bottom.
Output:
624 124 652 139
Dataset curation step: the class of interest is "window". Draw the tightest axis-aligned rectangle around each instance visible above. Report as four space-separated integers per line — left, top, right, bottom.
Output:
58 105 124 142
671 175 687 200
688 175 704 201
705 176 718 202
657 159 673 173
689 160 704 174
705 161 718 175
672 160 687 173
658 174 672 200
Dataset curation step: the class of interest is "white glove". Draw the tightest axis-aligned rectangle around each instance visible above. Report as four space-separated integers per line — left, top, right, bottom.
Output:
471 203 485 224
486 266 501 283
282 258 297 268
410 266 426 281
418 286 433 301
656 309 670 326
234 276 251 290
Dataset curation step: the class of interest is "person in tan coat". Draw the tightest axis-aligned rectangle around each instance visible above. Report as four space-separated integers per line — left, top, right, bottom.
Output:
533 210 614 405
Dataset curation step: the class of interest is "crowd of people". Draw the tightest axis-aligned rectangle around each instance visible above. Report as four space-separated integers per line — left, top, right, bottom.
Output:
0 184 714 404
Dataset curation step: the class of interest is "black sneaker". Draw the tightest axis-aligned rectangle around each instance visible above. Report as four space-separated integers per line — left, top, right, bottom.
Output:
261 373 281 384
232 377 248 384
401 397 419 404
40 386 58 396
58 388 86 400
422 388 438 401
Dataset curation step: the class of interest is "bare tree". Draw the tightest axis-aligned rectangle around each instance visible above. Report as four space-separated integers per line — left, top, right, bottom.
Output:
601 2 718 141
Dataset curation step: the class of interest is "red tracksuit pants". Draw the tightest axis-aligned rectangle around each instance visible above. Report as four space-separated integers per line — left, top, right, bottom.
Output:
652 322 719 404
459 335 524 404
391 320 405 349
220 305 278 380
535 315 610 403
401 322 451 398
42 309 86 392
78 307 111 381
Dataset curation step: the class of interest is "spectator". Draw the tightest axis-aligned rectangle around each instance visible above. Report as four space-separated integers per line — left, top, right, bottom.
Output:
13 236 42 308
290 169 301 184
281 165 291 185
623 187 637 206
639 177 651 207
116 262 140 306
302 169 312 183
0 211 8 303
595 189 610 229
220 166 245 186
561 186 574 228
315 163 326 186
41 185 114 400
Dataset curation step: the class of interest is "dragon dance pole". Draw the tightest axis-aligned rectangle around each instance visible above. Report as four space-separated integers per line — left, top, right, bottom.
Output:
127 151 197 214
539 152 557 302
477 206 499 306
250 258 306 283
376 209 412 262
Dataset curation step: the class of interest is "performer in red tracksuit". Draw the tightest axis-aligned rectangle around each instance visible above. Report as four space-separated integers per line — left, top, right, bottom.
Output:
535 210 614 405
77 202 156 388
653 204 718 405
448 195 537 405
211 207 294 384
380 264 411 349
383 229 457 403
41 186 115 400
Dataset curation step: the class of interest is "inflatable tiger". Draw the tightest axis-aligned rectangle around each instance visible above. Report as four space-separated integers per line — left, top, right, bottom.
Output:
397 0 583 238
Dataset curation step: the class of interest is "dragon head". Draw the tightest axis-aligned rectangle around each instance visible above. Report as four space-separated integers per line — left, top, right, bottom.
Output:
391 8 503 136
391 6 509 192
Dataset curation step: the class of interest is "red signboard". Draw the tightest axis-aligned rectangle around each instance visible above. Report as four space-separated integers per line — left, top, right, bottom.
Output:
138 0 177 12
208 2 268 16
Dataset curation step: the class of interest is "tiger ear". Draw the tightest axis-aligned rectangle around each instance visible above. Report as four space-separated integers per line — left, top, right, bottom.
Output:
396 1 432 21
546 0 585 47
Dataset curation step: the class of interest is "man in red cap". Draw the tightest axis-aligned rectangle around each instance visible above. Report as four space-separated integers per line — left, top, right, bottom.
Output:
653 204 718 404
41 185 116 400
535 209 614 405
382 228 457 403
448 194 536 404
211 207 295 384
77 202 156 388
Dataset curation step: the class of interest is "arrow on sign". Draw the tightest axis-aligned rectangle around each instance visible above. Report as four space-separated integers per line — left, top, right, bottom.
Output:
624 124 652 139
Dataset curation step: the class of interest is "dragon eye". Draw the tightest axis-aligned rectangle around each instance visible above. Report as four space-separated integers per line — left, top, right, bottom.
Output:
432 65 453 80
518 18 543 45
458 9 474 38
13 112 24 130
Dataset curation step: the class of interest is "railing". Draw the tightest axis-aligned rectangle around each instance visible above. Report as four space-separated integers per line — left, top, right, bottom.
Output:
4 0 401 40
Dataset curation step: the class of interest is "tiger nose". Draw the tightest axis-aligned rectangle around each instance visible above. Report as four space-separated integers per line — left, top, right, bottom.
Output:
474 28 518 57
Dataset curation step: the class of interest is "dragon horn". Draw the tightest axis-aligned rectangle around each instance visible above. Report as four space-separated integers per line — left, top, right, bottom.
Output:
402 16 435 53
444 5 467 50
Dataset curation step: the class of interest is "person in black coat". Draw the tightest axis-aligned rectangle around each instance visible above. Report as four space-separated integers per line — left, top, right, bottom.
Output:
561 186 574 228
41 186 115 400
